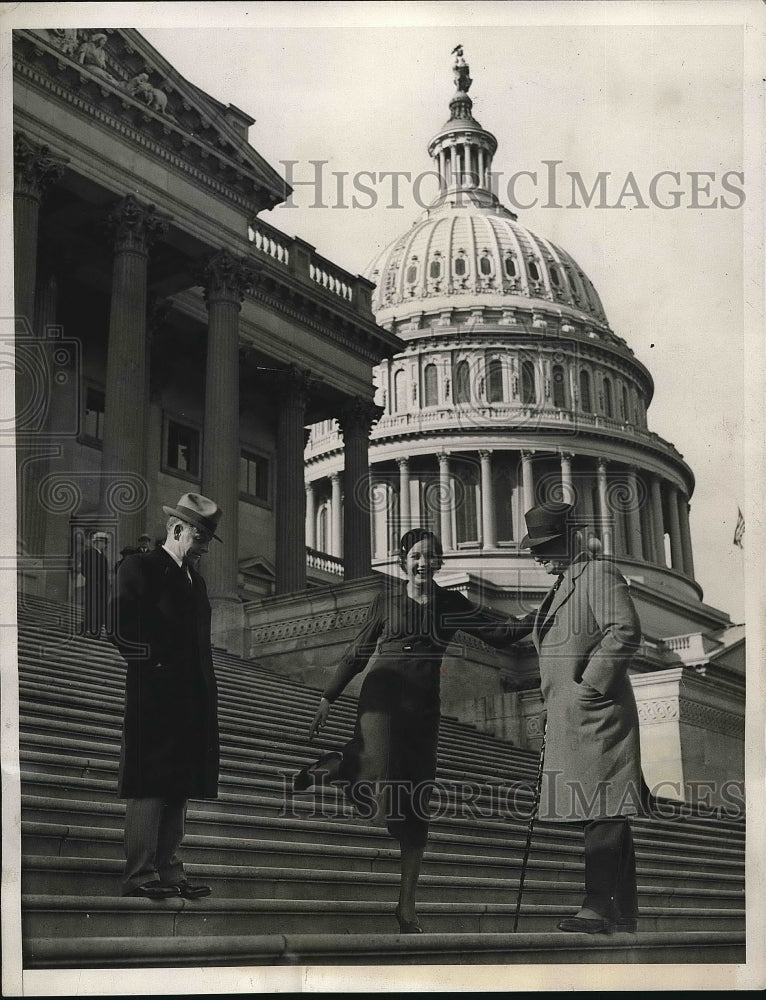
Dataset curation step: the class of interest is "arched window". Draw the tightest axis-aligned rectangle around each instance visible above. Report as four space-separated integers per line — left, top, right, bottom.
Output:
479 251 493 276
429 256 442 279
487 358 503 402
394 369 407 412
579 369 592 411
621 384 630 421
521 360 537 405
504 254 517 278
603 377 614 417
454 255 467 277
455 360 471 403
424 364 438 406
552 364 566 408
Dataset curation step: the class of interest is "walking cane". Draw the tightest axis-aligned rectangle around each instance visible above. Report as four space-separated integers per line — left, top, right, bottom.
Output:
513 720 546 932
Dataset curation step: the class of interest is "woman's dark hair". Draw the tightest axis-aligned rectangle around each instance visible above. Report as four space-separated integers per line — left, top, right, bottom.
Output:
398 528 443 570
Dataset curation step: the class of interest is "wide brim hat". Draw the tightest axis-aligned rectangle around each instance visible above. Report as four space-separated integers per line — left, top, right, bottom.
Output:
162 492 223 542
520 502 585 550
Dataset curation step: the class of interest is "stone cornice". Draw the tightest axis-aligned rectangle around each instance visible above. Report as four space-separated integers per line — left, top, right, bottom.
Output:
14 30 282 215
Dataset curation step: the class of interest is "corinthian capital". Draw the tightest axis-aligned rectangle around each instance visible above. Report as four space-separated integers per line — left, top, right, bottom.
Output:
107 194 170 255
337 397 384 439
197 248 257 305
14 132 68 200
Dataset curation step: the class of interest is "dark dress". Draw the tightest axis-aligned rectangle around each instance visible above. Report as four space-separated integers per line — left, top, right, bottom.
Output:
319 580 528 846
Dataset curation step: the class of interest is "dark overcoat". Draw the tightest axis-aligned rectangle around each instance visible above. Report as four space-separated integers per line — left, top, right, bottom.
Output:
533 554 643 822
81 544 110 631
110 546 219 799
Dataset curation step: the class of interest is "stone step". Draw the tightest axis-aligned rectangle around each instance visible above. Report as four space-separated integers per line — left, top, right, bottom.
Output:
21 894 745 939
20 820 745 888
21 854 746 910
18 758 747 860
22 929 746 968
17 673 537 777
20 796 745 878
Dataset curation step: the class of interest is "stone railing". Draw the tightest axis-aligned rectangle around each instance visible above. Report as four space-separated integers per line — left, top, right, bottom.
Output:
304 403 684 464
248 219 371 312
306 546 344 577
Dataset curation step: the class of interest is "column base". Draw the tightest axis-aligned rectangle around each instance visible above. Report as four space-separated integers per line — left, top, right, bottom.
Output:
210 599 245 657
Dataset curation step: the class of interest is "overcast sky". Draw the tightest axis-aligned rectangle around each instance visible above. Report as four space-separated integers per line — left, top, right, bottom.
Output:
8 2 759 623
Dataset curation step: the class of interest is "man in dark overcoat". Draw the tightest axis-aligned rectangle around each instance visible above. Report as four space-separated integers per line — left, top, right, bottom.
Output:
520 501 643 934
111 493 222 899
79 531 110 637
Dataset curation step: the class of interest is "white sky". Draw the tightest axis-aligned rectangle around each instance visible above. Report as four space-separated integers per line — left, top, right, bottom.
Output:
5 2 761 622
136 8 750 622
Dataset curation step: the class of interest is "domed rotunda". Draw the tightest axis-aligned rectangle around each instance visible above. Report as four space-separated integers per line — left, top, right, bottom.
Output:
305 47 706 630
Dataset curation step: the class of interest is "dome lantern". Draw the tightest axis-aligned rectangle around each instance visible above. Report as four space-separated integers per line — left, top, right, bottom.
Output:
427 46 499 199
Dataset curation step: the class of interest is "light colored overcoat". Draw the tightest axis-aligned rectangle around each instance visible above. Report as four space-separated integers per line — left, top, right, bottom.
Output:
533 554 643 822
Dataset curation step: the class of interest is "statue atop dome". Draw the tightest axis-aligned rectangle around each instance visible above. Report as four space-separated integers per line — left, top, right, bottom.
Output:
452 45 472 93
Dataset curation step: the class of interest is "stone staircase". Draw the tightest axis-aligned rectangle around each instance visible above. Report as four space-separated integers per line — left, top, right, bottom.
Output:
17 595 745 967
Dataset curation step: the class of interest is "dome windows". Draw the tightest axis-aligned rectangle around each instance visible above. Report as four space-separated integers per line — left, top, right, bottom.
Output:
453 249 470 287
603 376 614 418
405 256 419 286
429 254 442 280
455 359 471 403
504 253 518 278
527 257 541 284
487 358 504 402
424 363 439 407
579 369 592 412
479 249 493 276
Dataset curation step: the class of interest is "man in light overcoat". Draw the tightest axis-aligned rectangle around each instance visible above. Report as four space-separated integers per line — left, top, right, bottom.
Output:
110 493 222 900
521 501 643 934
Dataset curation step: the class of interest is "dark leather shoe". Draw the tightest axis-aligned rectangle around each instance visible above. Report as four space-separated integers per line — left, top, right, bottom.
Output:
126 882 181 900
557 916 613 934
172 880 212 899
293 751 343 792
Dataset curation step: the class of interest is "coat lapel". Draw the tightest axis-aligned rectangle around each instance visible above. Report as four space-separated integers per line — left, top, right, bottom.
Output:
533 555 590 647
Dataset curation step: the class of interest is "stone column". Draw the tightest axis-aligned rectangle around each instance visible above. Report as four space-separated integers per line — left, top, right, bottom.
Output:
196 250 254 604
330 473 343 559
305 482 317 550
13 133 67 331
650 475 666 566
665 483 685 573
437 452 454 550
14 134 68 561
626 466 644 559
397 456 412 536
338 398 382 580
273 366 312 594
521 450 535 515
559 451 575 506
596 458 613 556
677 491 696 579
101 195 170 551
479 450 496 548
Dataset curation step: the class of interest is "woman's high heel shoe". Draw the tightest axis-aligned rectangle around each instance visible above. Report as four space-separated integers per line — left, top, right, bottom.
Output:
395 904 423 934
293 751 343 792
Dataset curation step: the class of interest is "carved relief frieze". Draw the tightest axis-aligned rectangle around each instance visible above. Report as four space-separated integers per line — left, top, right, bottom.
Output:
250 605 370 645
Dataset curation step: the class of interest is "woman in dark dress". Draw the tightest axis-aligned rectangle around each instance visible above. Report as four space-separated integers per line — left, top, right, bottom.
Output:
294 528 530 933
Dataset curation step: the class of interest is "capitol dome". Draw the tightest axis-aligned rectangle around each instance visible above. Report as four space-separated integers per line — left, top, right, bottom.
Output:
367 199 610 331
305 46 700 615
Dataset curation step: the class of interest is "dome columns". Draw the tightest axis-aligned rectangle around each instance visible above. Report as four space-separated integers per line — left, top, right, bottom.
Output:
437 451 455 550
479 450 497 548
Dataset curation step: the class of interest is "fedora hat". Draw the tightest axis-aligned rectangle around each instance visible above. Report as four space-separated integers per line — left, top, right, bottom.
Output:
521 502 584 549
162 493 223 542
